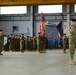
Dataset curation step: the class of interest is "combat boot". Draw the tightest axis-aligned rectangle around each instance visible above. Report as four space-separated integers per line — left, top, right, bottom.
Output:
69 59 76 65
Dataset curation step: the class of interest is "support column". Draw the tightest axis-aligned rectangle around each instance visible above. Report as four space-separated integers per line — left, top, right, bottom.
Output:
62 4 75 35
66 5 70 35
0 7 1 14
27 6 38 36
33 6 38 35
27 6 34 36
30 6 34 37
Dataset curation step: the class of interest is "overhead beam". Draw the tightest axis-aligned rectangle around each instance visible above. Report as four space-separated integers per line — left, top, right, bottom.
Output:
0 0 76 6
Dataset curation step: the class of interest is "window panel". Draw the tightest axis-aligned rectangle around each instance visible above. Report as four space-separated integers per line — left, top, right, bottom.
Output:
38 5 62 13
1 6 26 14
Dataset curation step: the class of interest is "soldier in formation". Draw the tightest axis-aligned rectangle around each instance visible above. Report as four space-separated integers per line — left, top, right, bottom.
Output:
20 34 25 53
0 30 4 55
37 32 46 53
33 35 37 51
2 33 48 53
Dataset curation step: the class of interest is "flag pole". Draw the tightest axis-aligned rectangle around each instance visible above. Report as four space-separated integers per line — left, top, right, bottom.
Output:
48 26 56 37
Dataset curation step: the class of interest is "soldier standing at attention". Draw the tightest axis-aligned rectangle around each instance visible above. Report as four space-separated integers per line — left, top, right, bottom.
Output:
63 34 67 53
0 30 4 55
20 34 25 53
42 34 47 53
37 32 41 53
69 19 76 65
26 36 29 51
33 35 37 51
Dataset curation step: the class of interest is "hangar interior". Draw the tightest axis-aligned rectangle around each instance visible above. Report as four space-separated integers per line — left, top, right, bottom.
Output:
0 0 76 38
0 1 76 75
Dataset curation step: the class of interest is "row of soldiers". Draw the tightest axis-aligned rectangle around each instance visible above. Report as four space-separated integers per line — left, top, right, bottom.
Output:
4 33 69 52
4 33 47 53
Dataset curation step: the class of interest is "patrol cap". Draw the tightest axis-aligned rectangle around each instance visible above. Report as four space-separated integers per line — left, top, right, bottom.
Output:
71 19 76 22
38 32 41 34
0 30 2 32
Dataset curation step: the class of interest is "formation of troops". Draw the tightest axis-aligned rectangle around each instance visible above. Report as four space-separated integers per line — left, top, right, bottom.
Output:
1 32 69 53
1 19 76 65
3 33 69 52
3 33 47 53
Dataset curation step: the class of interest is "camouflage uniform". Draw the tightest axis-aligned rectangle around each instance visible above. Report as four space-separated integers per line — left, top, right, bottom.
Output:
9 35 12 51
43 36 47 52
37 34 44 53
63 34 67 53
20 35 25 53
0 35 4 54
69 25 76 59
17 36 20 51
33 36 37 51
37 34 41 52
12 36 15 51
9 35 14 51
29 38 33 51
26 36 29 51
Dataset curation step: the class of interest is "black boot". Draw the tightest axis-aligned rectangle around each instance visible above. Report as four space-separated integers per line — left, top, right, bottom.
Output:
0 53 3 55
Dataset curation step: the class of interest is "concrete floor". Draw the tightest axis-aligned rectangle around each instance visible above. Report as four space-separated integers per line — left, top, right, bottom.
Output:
0 49 76 75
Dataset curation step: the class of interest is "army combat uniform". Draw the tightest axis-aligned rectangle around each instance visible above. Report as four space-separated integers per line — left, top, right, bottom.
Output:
63 34 67 53
0 30 4 55
37 33 45 53
0 35 4 55
33 36 37 51
20 35 25 53
69 25 76 59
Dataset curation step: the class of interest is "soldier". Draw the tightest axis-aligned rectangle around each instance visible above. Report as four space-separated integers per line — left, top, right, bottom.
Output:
12 35 15 51
29 37 33 51
33 35 37 51
14 35 18 51
26 36 29 51
37 32 44 53
69 19 76 65
9 34 14 51
54 39 58 49
24 37 26 51
17 36 20 51
20 34 25 53
0 30 4 55
42 35 47 53
4 35 8 51
63 34 67 53
37 32 41 53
